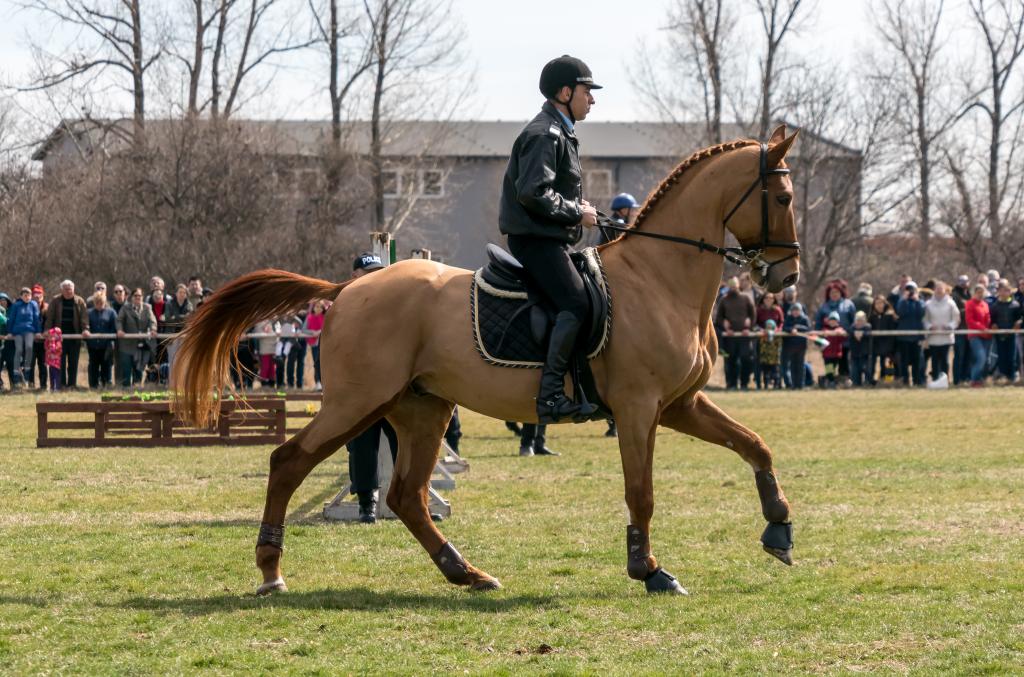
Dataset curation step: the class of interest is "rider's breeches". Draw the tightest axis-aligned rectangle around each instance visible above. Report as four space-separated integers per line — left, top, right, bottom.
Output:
507 235 588 322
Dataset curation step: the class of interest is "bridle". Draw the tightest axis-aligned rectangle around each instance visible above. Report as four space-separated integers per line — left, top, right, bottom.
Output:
597 143 801 276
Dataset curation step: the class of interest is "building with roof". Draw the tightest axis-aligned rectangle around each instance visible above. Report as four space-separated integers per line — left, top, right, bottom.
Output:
32 118 861 269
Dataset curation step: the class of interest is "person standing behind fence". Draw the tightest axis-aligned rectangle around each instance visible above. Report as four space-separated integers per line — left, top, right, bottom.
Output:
821 312 847 388
45 280 89 389
255 318 278 388
950 275 971 385
304 300 327 391
781 302 810 389
187 276 204 309
895 282 926 387
923 281 958 382
989 280 1022 383
163 283 194 373
965 284 992 387
44 327 62 392
0 293 12 390
852 283 873 315
86 293 117 389
8 287 42 388
86 281 106 309
757 319 782 389
28 284 48 389
867 296 897 384
715 277 756 390
116 288 157 389
848 311 872 386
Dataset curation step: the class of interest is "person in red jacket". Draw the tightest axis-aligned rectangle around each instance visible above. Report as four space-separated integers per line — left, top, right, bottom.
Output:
964 284 992 386
821 311 847 388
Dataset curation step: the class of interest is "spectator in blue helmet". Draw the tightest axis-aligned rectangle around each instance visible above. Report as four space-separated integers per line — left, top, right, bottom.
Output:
584 192 639 248
611 192 639 220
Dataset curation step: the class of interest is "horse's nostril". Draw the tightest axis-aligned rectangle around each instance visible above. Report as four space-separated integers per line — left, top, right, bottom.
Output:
782 274 798 288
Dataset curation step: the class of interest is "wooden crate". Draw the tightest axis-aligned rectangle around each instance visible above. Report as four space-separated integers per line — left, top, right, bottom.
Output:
36 400 286 448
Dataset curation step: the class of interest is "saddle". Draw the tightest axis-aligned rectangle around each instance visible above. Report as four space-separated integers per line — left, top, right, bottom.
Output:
470 243 612 422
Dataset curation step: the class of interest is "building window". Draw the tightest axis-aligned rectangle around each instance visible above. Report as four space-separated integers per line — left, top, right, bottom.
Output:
420 169 444 197
381 167 445 199
585 169 614 202
382 170 399 197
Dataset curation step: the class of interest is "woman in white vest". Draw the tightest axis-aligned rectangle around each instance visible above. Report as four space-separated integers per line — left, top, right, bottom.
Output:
923 281 960 382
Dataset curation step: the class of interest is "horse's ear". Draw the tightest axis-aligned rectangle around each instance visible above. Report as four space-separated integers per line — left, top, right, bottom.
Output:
768 124 787 144
767 129 799 167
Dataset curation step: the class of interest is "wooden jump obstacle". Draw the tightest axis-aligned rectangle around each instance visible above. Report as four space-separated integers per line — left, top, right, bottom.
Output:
36 400 286 448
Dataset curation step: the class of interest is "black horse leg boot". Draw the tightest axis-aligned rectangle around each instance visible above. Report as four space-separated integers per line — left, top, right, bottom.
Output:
537 311 584 424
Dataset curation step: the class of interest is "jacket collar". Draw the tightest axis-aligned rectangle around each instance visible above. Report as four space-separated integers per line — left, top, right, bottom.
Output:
541 101 577 140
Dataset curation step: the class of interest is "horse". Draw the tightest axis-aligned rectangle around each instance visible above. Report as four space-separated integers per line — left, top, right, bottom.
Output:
172 125 801 596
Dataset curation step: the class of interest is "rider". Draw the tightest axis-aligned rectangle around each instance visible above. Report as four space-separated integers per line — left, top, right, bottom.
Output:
498 55 601 423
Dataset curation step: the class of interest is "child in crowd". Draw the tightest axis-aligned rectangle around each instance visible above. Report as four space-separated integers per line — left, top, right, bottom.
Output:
758 319 782 389
45 326 63 392
848 311 873 386
255 319 278 387
821 311 847 388
275 316 297 388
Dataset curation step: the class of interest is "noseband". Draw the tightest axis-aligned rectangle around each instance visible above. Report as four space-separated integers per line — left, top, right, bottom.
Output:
597 143 801 274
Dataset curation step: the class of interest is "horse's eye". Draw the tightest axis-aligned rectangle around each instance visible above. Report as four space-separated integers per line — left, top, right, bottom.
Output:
776 195 792 207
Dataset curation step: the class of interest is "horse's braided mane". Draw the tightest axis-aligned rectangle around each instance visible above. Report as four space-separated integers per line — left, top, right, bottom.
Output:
618 138 759 238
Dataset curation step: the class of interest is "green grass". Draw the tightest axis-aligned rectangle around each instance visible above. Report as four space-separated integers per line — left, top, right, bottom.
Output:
1 389 1022 674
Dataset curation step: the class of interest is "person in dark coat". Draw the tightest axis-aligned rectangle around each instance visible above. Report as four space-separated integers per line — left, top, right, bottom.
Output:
781 302 811 389
895 282 926 386
950 274 971 384
847 311 873 386
990 280 1022 381
868 296 898 384
344 253 401 523
86 293 118 388
45 280 90 388
498 55 601 423
715 277 757 389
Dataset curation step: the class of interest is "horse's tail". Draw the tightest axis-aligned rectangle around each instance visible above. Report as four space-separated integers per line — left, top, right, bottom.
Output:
171 269 351 428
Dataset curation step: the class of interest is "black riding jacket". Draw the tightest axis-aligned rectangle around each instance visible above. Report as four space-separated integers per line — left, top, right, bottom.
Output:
498 101 584 244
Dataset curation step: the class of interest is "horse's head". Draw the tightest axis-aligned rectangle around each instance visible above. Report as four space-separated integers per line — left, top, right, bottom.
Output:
721 126 801 293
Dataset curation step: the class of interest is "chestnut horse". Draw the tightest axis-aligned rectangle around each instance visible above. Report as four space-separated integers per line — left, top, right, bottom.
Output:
172 126 801 596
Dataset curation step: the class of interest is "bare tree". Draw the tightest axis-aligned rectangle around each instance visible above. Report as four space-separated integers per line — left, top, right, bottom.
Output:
309 0 373 149
967 0 1024 244
753 0 813 139
16 0 161 150
361 0 466 231
633 0 737 145
195 0 318 118
870 0 971 251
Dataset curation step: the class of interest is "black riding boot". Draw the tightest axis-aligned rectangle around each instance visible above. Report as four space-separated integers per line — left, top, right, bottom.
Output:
537 311 593 424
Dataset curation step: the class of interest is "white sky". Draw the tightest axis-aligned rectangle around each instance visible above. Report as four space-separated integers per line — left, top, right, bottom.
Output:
0 0 983 129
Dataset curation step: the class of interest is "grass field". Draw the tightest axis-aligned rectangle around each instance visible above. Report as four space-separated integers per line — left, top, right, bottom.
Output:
1 389 1022 674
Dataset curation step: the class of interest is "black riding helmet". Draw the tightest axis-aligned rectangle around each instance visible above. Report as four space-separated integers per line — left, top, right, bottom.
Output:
539 55 602 122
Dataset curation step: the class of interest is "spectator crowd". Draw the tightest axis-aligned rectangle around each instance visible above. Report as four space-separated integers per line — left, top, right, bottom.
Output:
0 275 327 393
4 266 1023 395
715 269 1024 390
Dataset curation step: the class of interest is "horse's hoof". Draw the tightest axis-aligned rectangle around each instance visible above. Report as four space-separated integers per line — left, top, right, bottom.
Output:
469 576 502 592
763 545 794 566
255 577 288 596
644 568 688 595
760 521 793 566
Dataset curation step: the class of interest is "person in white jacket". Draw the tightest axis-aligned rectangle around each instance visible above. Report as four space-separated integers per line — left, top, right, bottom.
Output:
923 281 960 381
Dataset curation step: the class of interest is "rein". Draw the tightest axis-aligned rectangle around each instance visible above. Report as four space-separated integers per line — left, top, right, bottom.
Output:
599 143 801 276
